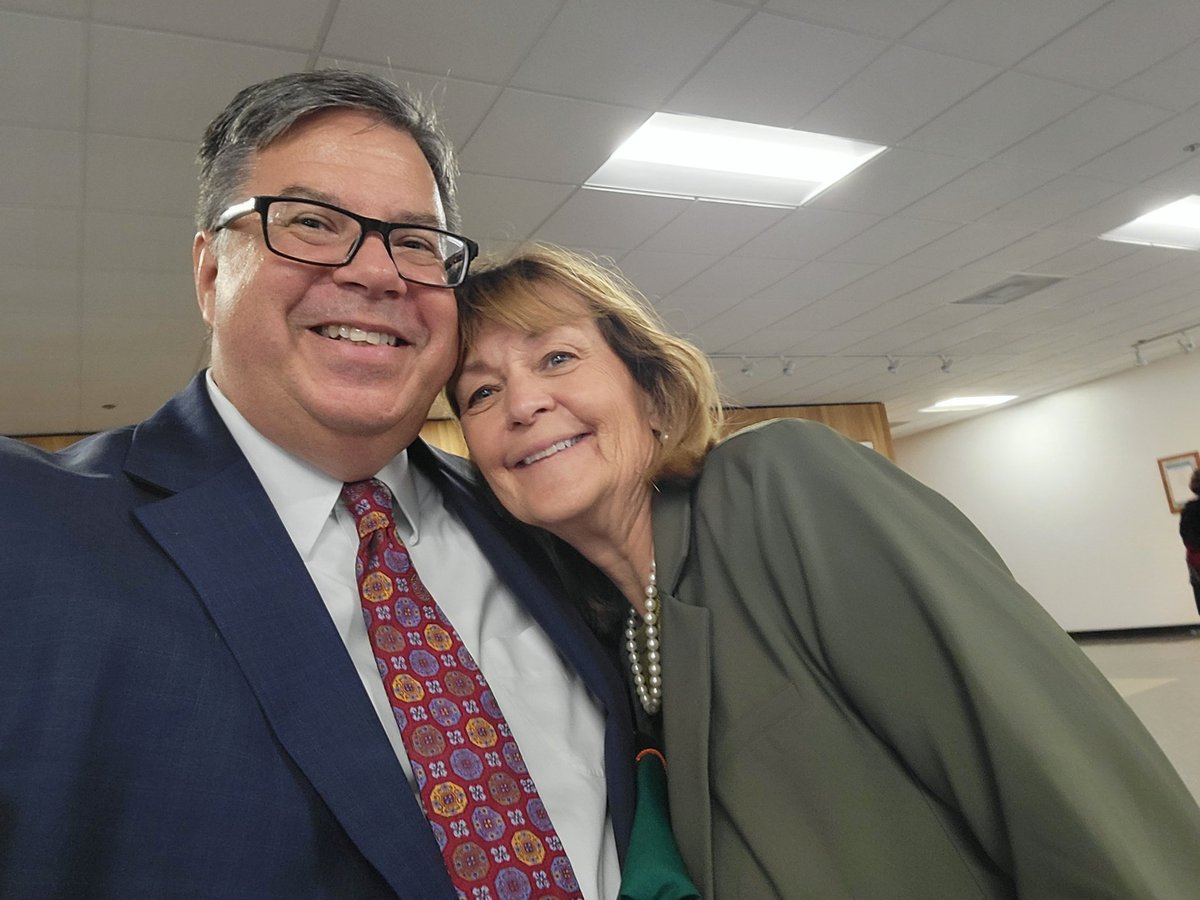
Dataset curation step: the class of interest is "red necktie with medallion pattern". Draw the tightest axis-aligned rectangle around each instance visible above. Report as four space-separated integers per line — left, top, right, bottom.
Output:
341 479 584 899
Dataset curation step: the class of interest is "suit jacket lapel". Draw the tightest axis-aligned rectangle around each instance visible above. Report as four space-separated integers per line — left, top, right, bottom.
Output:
125 375 453 898
654 484 715 898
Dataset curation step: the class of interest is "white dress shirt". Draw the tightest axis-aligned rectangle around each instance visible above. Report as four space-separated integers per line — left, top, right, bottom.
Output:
206 373 619 899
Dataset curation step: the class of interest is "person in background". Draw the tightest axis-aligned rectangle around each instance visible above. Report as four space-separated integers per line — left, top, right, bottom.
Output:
448 243 1200 899
1179 467 1200 615
0 73 634 899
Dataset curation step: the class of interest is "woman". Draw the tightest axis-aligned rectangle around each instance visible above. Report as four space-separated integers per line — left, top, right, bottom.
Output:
1180 467 1200 615
449 245 1200 898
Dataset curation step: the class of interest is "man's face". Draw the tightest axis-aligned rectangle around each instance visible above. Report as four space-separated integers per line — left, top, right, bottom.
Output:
193 109 458 474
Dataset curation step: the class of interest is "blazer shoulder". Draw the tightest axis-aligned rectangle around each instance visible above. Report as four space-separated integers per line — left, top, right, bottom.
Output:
0 428 135 479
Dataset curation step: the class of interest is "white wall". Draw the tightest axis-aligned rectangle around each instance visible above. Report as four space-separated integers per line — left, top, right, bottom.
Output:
894 350 1200 632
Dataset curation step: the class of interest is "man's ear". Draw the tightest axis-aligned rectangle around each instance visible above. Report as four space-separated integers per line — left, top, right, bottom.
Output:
193 230 218 326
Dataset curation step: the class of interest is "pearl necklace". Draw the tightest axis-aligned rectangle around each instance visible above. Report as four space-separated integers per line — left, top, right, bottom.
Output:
624 560 662 715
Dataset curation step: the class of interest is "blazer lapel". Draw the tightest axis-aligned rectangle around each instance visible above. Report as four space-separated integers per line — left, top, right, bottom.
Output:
654 485 715 899
125 375 454 898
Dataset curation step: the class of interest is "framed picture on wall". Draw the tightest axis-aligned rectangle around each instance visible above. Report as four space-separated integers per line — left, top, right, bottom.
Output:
1157 451 1200 513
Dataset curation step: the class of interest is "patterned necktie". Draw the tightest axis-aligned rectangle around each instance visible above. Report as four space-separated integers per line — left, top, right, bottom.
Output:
341 479 584 900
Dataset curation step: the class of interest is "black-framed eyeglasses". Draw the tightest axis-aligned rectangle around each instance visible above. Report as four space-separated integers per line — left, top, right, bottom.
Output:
213 195 478 288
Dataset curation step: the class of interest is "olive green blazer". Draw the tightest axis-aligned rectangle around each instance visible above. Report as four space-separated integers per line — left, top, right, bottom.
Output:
651 419 1200 898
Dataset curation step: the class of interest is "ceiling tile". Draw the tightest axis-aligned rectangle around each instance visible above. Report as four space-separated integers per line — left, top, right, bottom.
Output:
980 174 1126 231
1048 186 1185 236
0 12 85 130
319 61 502 150
1112 40 1200 111
736 206 881 261
455 173 574 247
897 222 1040 271
324 0 560 82
901 72 1094 160
763 0 947 40
612 251 717 301
822 216 959 266
809 147 975 217
904 0 1107 67
640 200 789 255
1076 105 1200 184
534 188 688 251
0 126 82 208
82 269 199 319
85 134 197 215
994 94 1174 173
799 45 998 145
82 211 195 274
666 12 887 126
91 0 330 48
1 265 80 319
511 0 746 107
0 206 83 269
965 229 1090 273
900 161 1056 223
88 25 309 141
1018 0 1200 90
461 90 649 182
686 259 873 350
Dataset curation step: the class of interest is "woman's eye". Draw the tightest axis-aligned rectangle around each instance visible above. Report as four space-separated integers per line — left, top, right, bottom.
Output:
546 351 575 368
465 385 496 409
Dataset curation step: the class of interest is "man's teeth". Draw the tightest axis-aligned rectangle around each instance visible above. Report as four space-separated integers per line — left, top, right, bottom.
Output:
520 436 582 466
319 324 400 347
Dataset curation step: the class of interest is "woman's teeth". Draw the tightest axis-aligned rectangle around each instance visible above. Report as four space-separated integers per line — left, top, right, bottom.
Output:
520 436 582 466
318 324 399 347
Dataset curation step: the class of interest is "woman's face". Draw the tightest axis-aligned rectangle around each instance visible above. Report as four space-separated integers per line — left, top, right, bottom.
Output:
454 285 660 542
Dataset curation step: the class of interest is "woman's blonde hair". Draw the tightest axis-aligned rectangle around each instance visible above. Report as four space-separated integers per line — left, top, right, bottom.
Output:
450 244 723 484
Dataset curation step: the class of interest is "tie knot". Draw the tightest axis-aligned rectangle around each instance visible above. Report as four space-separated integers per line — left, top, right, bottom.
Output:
341 478 395 538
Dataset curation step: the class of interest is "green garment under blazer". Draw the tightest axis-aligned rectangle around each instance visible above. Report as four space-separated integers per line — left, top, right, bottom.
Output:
650 419 1200 898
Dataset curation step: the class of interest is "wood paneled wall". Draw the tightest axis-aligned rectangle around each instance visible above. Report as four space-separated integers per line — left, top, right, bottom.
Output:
11 426 469 458
723 403 894 460
12 434 88 452
11 402 891 462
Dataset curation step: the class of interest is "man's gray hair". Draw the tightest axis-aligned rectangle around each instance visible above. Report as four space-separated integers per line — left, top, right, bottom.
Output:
196 69 461 232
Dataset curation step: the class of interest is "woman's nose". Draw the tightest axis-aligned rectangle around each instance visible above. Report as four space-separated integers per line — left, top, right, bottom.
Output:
505 375 553 424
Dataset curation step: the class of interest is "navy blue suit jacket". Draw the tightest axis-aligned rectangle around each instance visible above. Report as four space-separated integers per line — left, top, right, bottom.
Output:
0 374 635 899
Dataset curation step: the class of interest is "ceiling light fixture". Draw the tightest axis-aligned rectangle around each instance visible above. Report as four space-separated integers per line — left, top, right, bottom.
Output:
781 357 796 376
1134 345 1148 366
585 112 886 207
919 396 1017 413
1180 332 1195 353
1101 196 1200 250
886 356 900 374
939 356 952 374
740 356 755 377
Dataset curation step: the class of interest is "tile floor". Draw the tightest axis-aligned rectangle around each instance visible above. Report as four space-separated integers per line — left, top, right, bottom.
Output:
1076 628 1200 801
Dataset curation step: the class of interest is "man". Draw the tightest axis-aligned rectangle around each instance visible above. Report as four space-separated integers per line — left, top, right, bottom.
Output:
0 70 634 898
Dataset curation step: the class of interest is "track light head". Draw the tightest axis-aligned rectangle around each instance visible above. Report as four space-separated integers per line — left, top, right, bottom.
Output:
886 356 899 374
1134 345 1148 367
781 357 795 376
740 356 754 377
939 355 952 374
1180 332 1195 353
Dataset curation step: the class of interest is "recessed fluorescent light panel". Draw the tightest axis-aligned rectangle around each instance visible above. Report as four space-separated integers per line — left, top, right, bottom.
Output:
1100 196 1200 250
585 112 886 207
919 396 1017 413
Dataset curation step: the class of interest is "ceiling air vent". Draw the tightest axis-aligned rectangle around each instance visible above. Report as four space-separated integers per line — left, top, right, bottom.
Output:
953 274 1064 305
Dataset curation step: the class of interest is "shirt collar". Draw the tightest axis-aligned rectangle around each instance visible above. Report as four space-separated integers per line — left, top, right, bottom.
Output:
204 370 424 553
